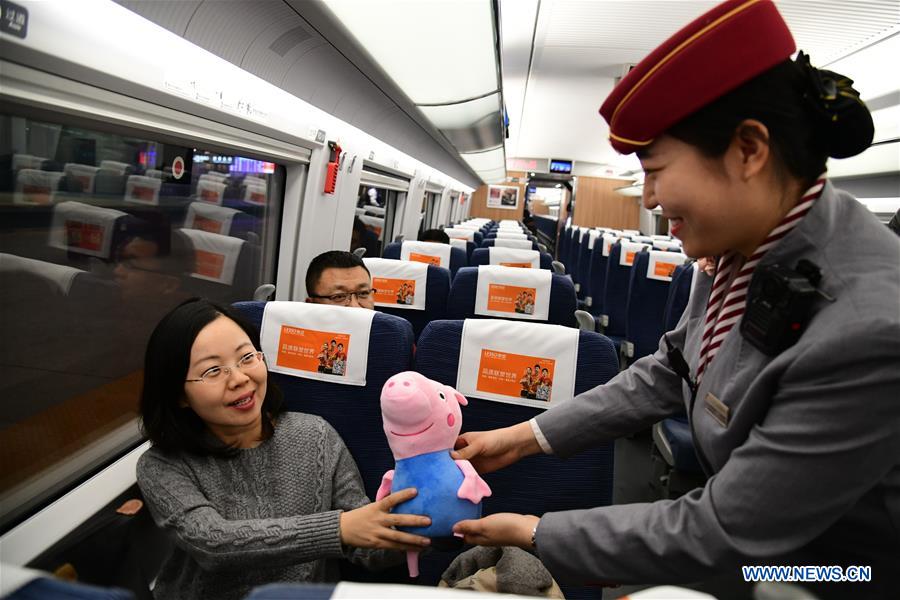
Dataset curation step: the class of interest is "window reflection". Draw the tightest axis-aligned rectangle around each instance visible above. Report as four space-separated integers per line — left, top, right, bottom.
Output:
0 114 285 529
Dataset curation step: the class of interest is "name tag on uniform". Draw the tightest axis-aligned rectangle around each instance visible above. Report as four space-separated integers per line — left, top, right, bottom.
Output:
704 392 729 427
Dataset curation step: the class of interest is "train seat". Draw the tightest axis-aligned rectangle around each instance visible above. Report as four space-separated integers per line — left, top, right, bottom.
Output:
446 266 577 327
479 238 539 252
13 168 65 206
3 572 134 600
653 415 704 474
413 318 618 596
623 250 688 362
177 228 258 302
576 230 603 305
557 224 572 266
124 175 162 206
663 262 697 332
382 241 467 278
182 201 259 241
585 232 621 317
194 176 226 206
596 241 650 351
447 238 475 261
469 247 550 270
231 301 414 502
363 257 450 340
62 163 100 195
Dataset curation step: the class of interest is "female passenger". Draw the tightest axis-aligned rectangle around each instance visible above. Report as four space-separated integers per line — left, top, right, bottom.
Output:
136 299 430 600
451 1 900 598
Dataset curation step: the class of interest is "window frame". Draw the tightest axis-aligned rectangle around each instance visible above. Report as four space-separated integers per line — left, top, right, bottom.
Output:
0 61 310 537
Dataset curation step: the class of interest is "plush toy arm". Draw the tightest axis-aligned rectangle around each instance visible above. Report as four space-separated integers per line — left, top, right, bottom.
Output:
376 469 394 501
455 459 492 503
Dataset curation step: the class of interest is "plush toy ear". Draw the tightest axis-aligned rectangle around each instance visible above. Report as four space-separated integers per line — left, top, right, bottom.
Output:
454 391 468 406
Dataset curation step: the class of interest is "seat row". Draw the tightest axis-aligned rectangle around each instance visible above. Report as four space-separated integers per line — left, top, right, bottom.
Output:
364 259 578 338
557 225 694 362
557 224 705 487
231 299 619 598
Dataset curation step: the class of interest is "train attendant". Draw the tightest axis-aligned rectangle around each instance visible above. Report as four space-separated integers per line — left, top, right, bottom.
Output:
136 299 430 600
451 1 900 598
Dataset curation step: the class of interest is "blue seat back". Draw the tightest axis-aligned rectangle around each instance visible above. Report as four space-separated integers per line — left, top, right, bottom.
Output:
414 319 618 596
601 242 635 338
469 248 552 270
567 229 583 290
586 243 611 316
446 267 577 327
575 233 594 300
232 301 414 500
559 225 573 266
6 578 134 600
382 242 467 278
625 252 675 359
663 262 696 331
373 264 450 340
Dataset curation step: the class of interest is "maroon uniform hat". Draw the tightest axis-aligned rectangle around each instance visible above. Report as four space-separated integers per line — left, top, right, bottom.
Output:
600 0 796 154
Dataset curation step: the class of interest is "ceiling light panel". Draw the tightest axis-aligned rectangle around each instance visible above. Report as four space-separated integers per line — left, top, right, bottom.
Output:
324 0 499 105
461 146 506 172
418 93 501 129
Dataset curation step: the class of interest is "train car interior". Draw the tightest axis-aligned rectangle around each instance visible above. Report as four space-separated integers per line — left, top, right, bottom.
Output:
0 1 898 599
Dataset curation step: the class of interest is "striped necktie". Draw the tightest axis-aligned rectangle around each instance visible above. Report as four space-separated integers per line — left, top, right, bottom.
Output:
696 175 827 381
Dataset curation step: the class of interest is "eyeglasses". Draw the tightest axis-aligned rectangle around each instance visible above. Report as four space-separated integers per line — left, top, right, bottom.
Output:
185 351 266 384
308 289 376 305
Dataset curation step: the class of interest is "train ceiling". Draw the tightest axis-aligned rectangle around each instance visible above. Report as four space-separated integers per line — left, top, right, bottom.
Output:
502 0 900 177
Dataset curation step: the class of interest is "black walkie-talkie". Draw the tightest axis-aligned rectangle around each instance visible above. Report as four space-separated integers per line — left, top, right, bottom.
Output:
740 259 832 355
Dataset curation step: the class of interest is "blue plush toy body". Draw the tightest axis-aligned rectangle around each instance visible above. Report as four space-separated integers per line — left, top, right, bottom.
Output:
391 450 483 537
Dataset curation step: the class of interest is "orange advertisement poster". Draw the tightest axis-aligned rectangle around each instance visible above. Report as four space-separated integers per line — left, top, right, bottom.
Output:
625 250 637 265
499 261 531 268
200 188 220 203
373 277 416 306
194 215 223 234
194 250 225 279
23 185 51 205
132 186 156 202
486 284 537 315
409 252 441 266
276 325 351 376
654 261 678 278
65 220 103 251
476 349 555 402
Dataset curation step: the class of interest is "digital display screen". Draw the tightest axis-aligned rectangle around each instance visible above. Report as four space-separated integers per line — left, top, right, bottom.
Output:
549 159 572 174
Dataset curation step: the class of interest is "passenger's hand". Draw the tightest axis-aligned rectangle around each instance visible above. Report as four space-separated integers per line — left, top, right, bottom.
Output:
339 488 431 551
453 513 540 548
451 422 542 474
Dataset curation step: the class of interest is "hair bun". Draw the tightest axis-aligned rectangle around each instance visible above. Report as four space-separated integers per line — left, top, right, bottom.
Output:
795 51 874 158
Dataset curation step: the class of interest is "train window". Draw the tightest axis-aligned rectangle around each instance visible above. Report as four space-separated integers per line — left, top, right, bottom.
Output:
422 191 440 231
0 112 286 531
355 186 388 256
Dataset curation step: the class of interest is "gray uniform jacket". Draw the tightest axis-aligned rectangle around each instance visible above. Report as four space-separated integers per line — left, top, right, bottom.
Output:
534 183 900 598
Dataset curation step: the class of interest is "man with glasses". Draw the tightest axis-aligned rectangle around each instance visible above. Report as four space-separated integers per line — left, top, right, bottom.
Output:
305 250 375 309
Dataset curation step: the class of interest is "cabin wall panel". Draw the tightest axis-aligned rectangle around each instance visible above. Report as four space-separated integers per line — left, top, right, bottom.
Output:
468 171 528 222
573 176 640 230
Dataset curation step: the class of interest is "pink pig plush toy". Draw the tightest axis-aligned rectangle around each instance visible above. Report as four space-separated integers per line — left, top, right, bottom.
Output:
377 371 492 577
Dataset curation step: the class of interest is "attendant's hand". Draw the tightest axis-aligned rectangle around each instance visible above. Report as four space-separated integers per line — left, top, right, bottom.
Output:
452 422 542 474
453 513 540 548
339 488 431 551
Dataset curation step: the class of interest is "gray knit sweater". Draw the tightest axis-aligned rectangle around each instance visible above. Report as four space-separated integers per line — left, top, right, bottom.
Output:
136 412 400 600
